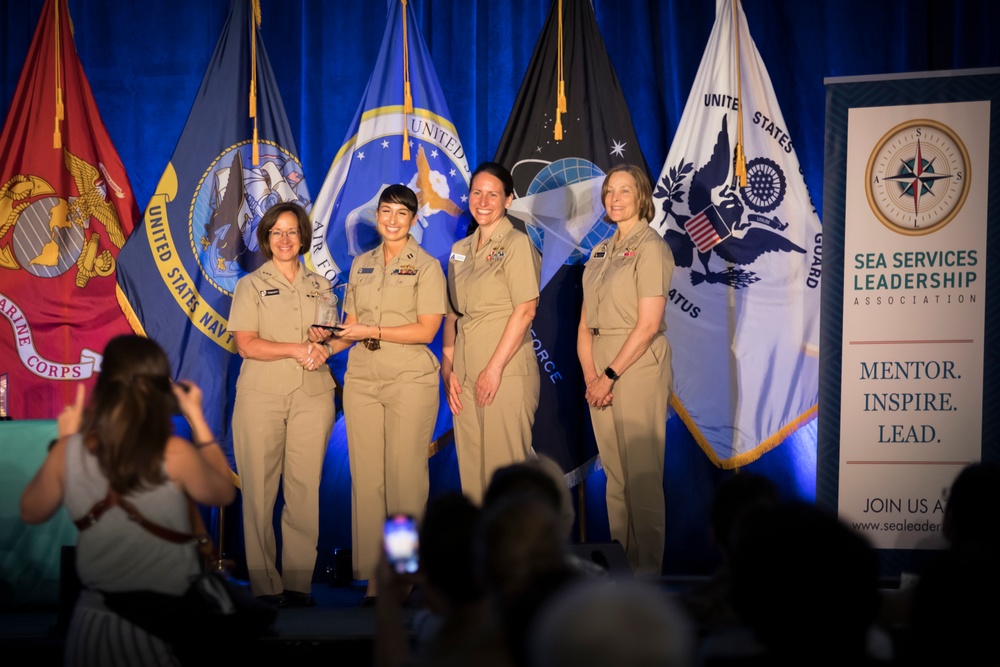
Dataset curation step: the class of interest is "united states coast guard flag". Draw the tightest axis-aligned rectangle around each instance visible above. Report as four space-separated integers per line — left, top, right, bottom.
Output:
310 0 470 447
116 0 310 439
0 0 138 419
494 0 648 482
650 0 821 468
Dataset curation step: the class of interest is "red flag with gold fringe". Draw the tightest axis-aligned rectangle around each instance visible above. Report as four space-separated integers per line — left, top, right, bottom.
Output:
0 0 139 419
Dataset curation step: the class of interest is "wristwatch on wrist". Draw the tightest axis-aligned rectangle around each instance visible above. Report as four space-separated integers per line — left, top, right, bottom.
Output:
604 366 620 382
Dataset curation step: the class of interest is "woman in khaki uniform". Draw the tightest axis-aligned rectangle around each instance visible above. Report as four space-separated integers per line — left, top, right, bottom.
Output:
315 185 445 604
577 164 674 576
442 162 541 503
229 202 337 606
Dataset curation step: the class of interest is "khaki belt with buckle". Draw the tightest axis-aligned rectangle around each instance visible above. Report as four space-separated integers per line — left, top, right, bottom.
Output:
590 328 631 336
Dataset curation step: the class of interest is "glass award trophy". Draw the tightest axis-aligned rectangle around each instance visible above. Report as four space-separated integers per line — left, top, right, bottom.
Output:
313 288 343 333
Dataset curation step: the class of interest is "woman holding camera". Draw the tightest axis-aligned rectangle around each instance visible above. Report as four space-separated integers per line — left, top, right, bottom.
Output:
316 184 446 604
20 335 236 665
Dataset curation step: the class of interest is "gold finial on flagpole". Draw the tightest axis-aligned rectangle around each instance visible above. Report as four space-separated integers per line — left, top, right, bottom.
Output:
732 0 747 188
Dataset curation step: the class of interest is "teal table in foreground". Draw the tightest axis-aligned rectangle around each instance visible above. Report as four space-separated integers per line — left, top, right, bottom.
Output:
0 420 76 606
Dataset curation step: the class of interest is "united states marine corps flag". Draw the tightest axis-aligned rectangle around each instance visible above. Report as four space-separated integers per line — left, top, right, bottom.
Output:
494 0 648 482
650 0 821 467
0 0 139 419
116 0 310 439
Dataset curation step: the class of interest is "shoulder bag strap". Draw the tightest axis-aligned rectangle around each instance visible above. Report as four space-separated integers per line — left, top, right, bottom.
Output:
75 488 214 558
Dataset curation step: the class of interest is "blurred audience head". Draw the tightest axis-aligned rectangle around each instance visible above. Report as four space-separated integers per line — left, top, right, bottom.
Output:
419 491 483 609
476 492 567 602
529 578 694 667
484 456 573 537
942 461 1000 550
729 500 881 659
709 471 779 560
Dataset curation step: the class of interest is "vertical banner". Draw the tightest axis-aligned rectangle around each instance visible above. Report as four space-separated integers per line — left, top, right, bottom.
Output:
650 0 822 468
821 68 1000 558
0 0 139 418
116 0 310 440
310 0 470 447
495 0 648 481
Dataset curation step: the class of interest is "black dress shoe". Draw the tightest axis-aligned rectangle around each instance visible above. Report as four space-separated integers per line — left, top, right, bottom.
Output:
360 595 377 607
284 590 317 607
256 593 288 608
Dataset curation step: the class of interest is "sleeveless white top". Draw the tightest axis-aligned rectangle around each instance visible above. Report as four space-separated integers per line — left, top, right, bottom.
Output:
63 434 201 595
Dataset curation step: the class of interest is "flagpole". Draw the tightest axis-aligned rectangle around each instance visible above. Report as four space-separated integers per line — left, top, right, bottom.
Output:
52 0 64 149
401 0 412 160
554 0 565 140
250 0 261 165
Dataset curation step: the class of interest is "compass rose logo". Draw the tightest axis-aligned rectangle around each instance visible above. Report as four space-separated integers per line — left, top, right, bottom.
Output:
866 119 970 236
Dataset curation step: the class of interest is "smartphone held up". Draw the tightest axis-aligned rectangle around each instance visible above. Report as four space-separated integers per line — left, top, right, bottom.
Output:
384 513 419 574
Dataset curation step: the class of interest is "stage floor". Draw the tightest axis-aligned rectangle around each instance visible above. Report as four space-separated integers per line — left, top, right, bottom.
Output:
0 582 415 666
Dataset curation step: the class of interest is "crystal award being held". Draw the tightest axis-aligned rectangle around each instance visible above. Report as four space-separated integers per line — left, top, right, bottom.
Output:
313 288 343 332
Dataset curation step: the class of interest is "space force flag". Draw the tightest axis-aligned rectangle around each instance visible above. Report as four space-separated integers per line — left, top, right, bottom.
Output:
494 0 648 481
0 0 139 419
310 0 469 287
650 0 821 467
116 0 311 438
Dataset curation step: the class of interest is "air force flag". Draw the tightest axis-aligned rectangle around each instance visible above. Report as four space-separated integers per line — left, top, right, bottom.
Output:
309 0 469 287
309 0 469 452
650 0 822 467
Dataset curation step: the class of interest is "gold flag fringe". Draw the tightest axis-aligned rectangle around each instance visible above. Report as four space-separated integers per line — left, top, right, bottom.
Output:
115 284 148 337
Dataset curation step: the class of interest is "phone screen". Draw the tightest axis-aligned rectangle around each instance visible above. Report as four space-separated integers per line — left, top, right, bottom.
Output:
384 513 419 574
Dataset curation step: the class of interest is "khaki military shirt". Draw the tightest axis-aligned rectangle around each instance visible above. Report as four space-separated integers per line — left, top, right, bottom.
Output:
582 222 674 331
229 259 336 396
447 216 541 380
344 235 447 327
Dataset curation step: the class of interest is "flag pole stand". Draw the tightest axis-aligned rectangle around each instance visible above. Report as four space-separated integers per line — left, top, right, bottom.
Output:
214 506 235 572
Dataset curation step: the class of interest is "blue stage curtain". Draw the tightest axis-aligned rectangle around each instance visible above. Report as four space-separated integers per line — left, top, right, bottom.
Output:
2 0 997 577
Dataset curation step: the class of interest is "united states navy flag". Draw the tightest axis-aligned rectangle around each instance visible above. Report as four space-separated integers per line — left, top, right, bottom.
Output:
116 0 310 442
310 0 470 448
650 0 821 467
494 0 648 482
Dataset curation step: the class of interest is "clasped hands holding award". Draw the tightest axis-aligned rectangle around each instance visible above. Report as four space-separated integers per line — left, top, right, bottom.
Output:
303 287 377 369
